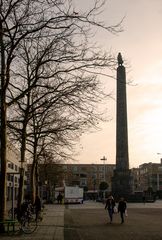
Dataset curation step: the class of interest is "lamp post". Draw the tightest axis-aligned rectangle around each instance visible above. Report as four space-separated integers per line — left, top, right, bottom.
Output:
93 176 96 200
100 156 107 181
100 156 107 199
157 153 162 191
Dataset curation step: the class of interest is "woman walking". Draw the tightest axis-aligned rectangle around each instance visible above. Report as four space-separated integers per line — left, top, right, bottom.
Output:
105 195 116 223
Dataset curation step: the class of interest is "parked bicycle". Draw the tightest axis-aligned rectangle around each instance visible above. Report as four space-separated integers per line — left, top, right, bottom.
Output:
8 203 38 234
19 203 38 234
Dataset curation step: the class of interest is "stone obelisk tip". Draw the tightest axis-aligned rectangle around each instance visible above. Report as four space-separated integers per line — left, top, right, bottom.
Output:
117 52 123 66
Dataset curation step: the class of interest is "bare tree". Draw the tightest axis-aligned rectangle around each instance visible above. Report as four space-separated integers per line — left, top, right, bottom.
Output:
1 0 122 224
8 34 113 206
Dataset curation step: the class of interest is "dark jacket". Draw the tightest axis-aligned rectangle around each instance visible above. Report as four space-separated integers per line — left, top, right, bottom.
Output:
105 198 116 211
34 196 41 211
118 200 127 213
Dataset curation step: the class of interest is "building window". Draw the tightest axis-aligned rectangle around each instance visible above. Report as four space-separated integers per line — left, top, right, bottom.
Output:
92 166 97 172
8 162 14 169
80 179 87 186
72 166 78 172
92 173 97 179
99 173 104 180
7 174 10 181
74 173 79 177
63 165 67 170
99 166 104 172
72 180 80 186
80 167 86 172
24 180 27 185
80 173 87 178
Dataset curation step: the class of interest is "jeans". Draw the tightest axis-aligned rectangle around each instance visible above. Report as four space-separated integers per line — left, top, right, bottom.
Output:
108 209 113 222
120 211 124 223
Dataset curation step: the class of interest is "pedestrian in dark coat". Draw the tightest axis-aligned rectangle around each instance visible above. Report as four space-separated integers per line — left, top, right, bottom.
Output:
57 192 63 204
105 195 116 223
118 197 127 224
34 195 42 220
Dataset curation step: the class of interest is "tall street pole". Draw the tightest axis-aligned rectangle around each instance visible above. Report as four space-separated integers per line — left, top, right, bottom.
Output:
101 156 107 199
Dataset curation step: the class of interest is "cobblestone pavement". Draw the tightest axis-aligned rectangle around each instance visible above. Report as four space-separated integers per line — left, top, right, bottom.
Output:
1 200 162 240
0 204 64 240
64 200 162 240
67 199 162 209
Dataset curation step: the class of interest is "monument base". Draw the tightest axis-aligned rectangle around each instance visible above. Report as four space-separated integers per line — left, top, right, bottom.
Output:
111 169 133 200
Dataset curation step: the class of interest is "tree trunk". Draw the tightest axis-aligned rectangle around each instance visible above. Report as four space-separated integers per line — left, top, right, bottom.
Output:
0 17 7 231
17 126 27 211
0 96 7 232
31 161 36 203
30 134 39 203
35 161 39 197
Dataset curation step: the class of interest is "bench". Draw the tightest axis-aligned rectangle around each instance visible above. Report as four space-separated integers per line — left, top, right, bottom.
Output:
0 219 18 233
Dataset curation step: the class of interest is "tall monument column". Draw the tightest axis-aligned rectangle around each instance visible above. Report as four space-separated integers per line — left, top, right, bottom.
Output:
112 53 133 198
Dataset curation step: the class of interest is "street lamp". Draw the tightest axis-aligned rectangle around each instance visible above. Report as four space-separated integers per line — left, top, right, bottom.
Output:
100 156 107 182
100 156 107 199
156 153 162 191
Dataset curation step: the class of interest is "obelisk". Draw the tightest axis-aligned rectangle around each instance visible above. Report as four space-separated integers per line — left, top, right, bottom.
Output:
112 53 133 198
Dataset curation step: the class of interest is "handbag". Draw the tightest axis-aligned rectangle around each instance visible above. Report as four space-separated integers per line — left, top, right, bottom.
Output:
114 206 118 213
125 209 128 217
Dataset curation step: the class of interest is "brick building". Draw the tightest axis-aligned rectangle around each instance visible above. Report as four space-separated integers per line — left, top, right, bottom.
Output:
139 160 162 192
130 160 162 199
62 163 115 193
26 163 115 200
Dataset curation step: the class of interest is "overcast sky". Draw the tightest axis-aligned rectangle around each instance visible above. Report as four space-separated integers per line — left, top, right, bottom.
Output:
73 0 162 168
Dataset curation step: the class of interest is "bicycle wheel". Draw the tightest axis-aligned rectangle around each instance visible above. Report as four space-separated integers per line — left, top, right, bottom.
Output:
21 215 38 234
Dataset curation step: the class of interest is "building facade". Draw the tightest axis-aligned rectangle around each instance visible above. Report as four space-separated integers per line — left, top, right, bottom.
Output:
131 160 162 199
26 163 115 201
6 142 27 201
26 161 162 201
62 163 115 193
139 160 162 193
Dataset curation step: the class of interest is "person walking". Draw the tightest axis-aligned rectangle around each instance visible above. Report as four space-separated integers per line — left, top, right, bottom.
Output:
142 194 146 204
57 192 63 204
34 195 42 221
105 195 116 223
118 197 127 224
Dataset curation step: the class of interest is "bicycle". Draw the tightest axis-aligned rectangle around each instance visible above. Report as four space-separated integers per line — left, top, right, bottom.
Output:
19 206 38 234
8 204 38 234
